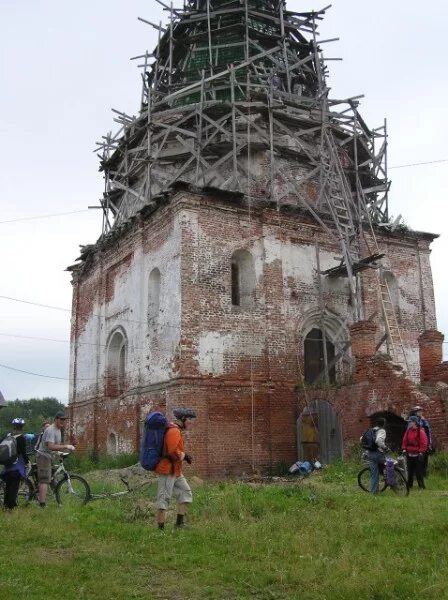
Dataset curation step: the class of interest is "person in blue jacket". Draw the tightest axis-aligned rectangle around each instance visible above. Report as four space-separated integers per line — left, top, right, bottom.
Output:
1 418 31 509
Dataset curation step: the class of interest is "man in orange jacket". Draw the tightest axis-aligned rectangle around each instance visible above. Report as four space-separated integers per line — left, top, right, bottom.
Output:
155 408 196 529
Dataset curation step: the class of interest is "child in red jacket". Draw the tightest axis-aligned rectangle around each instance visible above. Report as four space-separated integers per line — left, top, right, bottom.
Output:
401 416 428 489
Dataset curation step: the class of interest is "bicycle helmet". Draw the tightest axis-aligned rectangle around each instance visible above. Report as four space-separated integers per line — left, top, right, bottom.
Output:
173 408 196 421
11 417 25 426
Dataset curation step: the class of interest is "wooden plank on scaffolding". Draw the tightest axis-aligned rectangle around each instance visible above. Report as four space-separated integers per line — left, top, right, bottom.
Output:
138 17 167 32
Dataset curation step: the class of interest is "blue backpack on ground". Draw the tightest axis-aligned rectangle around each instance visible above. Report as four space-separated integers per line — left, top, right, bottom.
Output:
140 412 168 471
361 428 378 451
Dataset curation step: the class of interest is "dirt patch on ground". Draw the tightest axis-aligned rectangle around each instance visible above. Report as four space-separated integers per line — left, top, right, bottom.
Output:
87 463 156 490
34 547 75 563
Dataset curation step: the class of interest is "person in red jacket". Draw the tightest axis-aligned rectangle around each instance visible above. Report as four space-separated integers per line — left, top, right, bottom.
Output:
155 408 196 529
401 415 428 489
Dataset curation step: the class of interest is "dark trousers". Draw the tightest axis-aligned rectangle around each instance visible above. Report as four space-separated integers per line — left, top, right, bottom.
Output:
3 471 21 509
407 455 425 489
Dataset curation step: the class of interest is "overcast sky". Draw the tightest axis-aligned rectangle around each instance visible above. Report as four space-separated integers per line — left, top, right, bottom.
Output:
1 0 447 402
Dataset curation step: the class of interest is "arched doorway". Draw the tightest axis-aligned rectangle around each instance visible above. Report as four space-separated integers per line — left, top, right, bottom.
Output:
297 400 343 464
369 411 407 452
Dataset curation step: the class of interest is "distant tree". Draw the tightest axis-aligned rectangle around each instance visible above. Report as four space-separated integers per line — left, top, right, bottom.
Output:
0 397 65 439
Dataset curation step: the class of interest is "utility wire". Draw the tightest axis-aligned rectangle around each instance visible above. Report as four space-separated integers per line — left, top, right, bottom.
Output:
0 296 70 313
0 294 179 329
0 362 69 381
0 331 153 352
0 158 444 227
0 209 91 225
389 158 448 170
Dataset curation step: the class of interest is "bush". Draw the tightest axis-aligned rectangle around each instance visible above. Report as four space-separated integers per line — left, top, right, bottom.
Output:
429 451 448 476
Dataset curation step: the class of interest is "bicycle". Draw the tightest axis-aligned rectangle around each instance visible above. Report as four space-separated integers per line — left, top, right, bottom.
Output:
1 452 91 507
358 452 409 496
0 476 35 508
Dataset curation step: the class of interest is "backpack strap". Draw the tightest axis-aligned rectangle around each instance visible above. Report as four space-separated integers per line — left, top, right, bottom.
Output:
163 424 177 475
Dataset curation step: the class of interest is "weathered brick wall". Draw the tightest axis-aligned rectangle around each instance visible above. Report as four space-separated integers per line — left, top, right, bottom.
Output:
68 191 442 475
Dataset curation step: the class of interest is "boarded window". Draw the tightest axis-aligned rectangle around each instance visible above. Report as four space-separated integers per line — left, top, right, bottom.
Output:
231 249 256 308
304 328 336 384
106 329 127 397
148 268 161 321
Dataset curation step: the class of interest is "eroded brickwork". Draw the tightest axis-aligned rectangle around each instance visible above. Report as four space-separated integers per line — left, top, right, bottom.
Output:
68 191 445 476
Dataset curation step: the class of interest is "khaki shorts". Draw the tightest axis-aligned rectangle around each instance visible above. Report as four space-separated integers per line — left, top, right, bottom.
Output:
36 453 52 484
157 474 192 510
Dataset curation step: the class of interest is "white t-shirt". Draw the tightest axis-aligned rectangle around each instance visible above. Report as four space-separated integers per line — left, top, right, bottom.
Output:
36 424 61 458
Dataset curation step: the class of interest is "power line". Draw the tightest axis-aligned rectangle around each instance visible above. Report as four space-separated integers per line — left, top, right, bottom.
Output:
0 295 70 313
0 331 147 352
0 362 69 381
0 158 444 227
389 158 448 170
0 294 179 329
0 209 91 225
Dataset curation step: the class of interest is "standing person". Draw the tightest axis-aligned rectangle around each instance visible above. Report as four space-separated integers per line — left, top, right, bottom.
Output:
362 417 387 495
401 416 428 490
409 405 433 477
1 418 31 509
155 408 196 530
36 411 75 507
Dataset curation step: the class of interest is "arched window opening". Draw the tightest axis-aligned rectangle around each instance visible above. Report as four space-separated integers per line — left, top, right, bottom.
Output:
383 271 401 322
107 432 118 455
231 249 256 308
304 328 336 384
148 268 161 322
106 329 127 397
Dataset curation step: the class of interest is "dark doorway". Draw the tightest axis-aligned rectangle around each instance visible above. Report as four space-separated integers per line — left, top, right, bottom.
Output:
297 400 343 464
369 411 407 452
304 328 336 384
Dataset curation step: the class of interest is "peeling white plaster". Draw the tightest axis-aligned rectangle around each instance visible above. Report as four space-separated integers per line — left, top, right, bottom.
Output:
198 331 264 375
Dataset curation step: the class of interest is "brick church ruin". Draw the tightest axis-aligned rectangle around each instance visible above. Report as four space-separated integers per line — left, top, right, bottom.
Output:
68 1 448 476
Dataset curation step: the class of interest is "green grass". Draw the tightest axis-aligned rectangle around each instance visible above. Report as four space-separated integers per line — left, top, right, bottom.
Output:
1 463 448 600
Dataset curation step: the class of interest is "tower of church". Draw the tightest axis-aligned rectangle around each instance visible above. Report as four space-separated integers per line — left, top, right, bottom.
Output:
68 2 445 474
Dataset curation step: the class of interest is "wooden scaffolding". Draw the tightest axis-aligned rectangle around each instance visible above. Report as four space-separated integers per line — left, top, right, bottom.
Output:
93 0 408 375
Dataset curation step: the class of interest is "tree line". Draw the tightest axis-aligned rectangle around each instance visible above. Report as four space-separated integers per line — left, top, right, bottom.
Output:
0 397 65 439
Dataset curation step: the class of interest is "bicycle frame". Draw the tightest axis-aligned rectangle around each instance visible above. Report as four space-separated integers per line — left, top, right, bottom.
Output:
28 452 75 496
361 451 408 478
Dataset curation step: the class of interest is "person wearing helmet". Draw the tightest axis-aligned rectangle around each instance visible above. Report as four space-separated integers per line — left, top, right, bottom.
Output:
155 408 196 529
1 418 31 509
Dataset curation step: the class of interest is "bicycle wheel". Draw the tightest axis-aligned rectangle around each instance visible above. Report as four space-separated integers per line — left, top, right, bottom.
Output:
55 474 90 507
0 478 35 506
386 468 409 497
357 467 387 493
